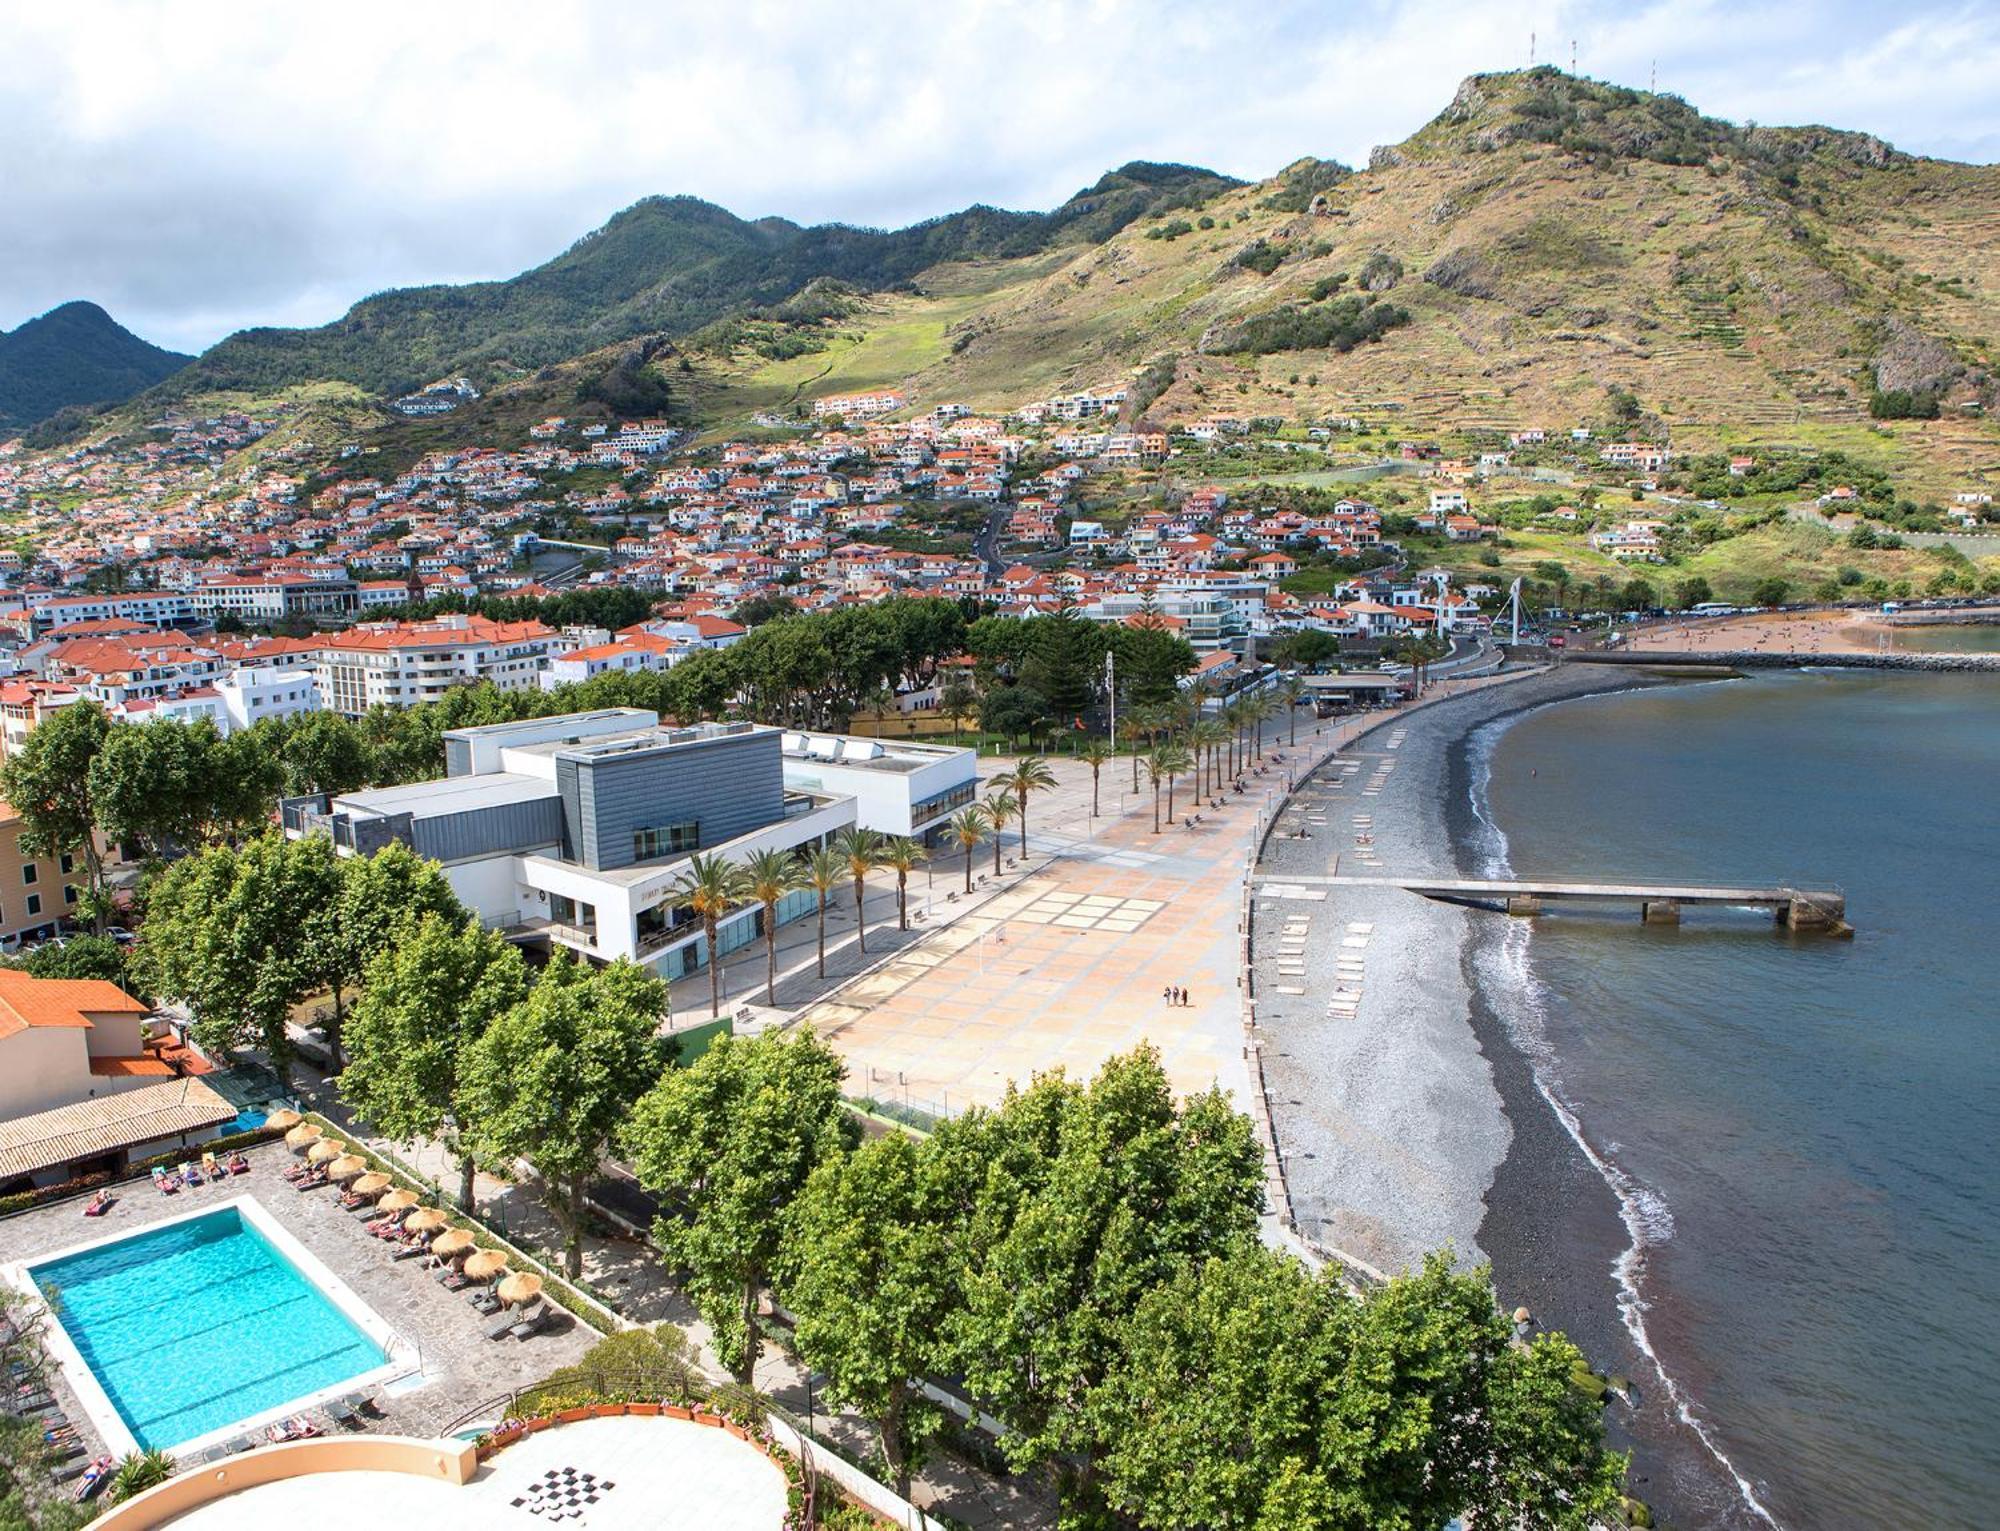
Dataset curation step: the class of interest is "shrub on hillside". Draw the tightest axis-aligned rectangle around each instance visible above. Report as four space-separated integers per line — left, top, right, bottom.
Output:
1208 297 1411 356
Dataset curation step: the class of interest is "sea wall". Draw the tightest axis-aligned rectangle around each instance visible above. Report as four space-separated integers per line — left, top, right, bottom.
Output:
1528 648 2000 674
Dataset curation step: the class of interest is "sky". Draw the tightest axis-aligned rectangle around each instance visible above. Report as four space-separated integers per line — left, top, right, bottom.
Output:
4 0 1999 355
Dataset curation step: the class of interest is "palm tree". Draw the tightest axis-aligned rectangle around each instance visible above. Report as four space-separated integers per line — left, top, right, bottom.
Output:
939 675 978 744
667 852 752 1019
741 847 804 1005
1143 749 1169 833
1119 714 1148 792
984 788 1018 875
1281 676 1308 746
1190 719 1227 797
1156 740 1193 825
803 844 845 978
878 836 926 931
1078 738 1115 817
1222 699 1248 778
832 826 885 955
989 756 1057 855
948 805 990 893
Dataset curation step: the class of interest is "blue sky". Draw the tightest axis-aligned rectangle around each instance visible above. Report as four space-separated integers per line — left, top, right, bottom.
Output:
3 0 1997 353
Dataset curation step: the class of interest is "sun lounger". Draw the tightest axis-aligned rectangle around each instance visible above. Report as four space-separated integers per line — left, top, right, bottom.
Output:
468 1289 501 1314
72 1456 114 1500
325 1395 363 1428
48 1458 89 1484
44 1438 84 1463
509 1300 551 1341
201 1152 221 1178
484 1306 523 1340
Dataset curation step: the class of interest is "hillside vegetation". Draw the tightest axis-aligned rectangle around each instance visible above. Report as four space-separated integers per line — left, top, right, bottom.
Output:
0 301 190 432
147 163 1239 402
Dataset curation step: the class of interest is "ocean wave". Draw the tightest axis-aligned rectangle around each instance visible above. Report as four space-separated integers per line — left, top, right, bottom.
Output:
1465 707 1781 1530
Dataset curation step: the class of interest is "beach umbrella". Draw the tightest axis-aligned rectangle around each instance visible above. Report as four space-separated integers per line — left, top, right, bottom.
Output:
462 1250 508 1282
266 1109 302 1131
327 1155 369 1182
429 1229 475 1260
375 1189 419 1214
306 1140 345 1165
350 1172 392 1197
496 1272 543 1309
285 1123 322 1152
401 1208 448 1236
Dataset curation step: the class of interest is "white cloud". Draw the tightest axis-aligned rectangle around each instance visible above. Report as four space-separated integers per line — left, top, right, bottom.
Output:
1 0 1996 352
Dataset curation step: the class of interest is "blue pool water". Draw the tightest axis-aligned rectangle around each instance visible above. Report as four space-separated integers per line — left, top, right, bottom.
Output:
30 1206 386 1450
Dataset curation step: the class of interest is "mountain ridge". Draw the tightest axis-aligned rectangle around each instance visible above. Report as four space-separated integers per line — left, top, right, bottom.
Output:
0 301 191 433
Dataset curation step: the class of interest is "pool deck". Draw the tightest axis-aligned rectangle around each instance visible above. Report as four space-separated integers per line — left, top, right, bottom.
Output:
0 1145 592 1460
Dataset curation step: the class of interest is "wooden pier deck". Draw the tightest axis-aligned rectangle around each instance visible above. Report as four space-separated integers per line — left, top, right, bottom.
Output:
1251 874 1849 930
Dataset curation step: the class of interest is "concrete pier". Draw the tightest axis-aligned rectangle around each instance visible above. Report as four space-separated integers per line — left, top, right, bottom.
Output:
1255 874 1850 934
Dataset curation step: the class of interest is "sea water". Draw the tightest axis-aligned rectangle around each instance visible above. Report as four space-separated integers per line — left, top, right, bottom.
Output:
1472 670 2000 1529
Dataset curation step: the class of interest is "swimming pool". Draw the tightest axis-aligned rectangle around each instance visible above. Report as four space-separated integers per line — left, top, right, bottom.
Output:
27 1203 393 1452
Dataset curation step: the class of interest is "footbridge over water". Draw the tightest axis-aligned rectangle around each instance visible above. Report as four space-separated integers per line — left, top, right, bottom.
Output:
1252 874 1850 932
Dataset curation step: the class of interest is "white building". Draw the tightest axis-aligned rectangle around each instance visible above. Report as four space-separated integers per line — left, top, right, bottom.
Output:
217 666 322 732
779 733 978 844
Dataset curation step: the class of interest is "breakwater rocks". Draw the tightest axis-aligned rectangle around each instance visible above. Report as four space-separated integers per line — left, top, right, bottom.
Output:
1515 648 2000 674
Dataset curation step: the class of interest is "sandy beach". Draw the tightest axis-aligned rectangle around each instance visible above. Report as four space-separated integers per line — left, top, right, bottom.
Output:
1624 607 1988 657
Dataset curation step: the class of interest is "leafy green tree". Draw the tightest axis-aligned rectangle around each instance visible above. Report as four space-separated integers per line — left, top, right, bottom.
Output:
938 674 979 743
1673 576 1714 609
136 831 341 1082
88 718 211 859
741 847 805 1005
667 851 752 1019
1094 1247 1625 1531
321 840 466 1064
0 701 111 927
1619 577 1657 612
338 913 529 1210
625 1029 857 1384
780 1131 956 1495
980 685 1050 749
8 932 132 989
1751 576 1790 608
459 952 671 1278
989 756 1057 856
275 708 374 796
943 1047 1264 1507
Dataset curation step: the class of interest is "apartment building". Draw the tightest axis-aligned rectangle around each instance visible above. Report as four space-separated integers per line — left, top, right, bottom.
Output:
0 800 83 947
192 574 360 623
314 615 564 716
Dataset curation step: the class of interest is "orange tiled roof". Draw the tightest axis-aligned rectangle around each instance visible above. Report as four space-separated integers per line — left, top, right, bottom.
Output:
0 970 149 1042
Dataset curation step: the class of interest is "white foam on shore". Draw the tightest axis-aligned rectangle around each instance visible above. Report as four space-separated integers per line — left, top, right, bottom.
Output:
1464 706 1783 1530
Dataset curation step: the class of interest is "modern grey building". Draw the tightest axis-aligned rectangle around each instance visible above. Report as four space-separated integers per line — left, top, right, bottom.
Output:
283 709 852 979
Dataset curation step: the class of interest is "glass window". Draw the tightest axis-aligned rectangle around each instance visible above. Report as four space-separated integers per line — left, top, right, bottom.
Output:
633 821 699 861
59 852 74 874
24 893 40 917
21 864 36 886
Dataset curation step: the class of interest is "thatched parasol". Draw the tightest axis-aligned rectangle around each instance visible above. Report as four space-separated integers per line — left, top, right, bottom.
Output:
461 1250 508 1282
375 1189 420 1214
285 1123 322 1151
429 1229 476 1260
266 1109 302 1131
306 1139 345 1165
327 1155 369 1182
401 1208 448 1235
350 1172 392 1197
496 1272 543 1308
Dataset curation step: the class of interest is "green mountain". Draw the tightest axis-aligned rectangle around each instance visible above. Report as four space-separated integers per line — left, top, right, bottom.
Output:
0 301 191 432
162 162 1241 401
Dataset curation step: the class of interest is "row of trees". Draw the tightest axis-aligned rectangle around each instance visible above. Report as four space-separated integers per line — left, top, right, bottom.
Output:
622 1032 1625 1526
